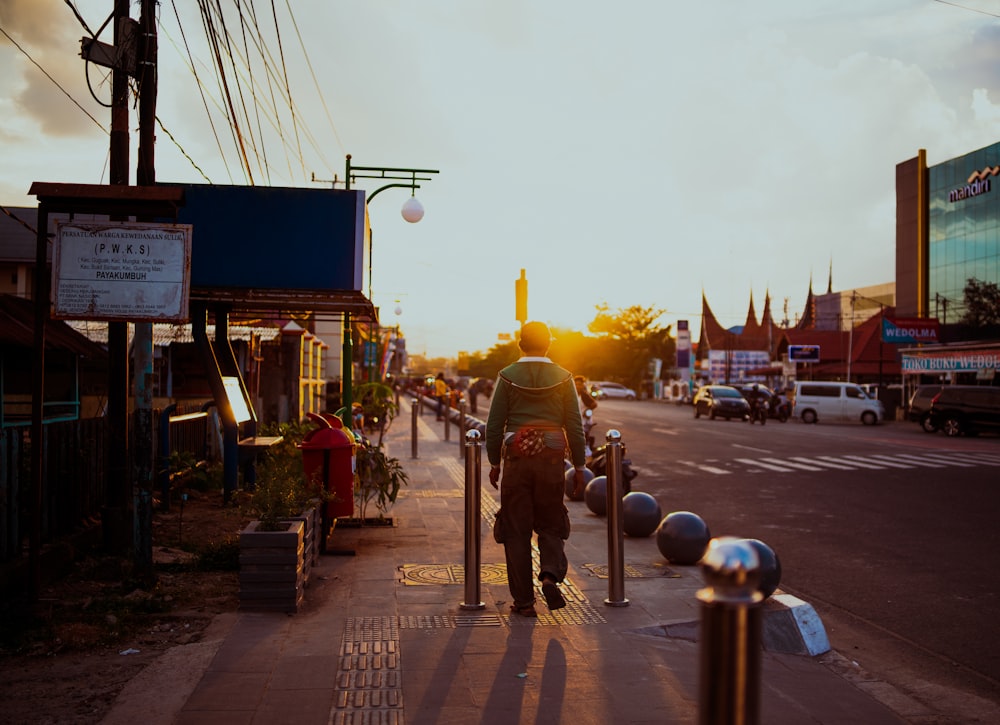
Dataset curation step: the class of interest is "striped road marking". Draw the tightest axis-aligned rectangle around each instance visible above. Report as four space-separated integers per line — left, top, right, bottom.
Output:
678 452 1000 476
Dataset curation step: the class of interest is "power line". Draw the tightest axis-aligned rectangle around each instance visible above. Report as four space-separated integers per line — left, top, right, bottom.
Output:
0 204 39 236
282 0 344 159
156 116 213 182
164 2 236 183
0 23 108 133
268 0 306 178
932 0 1000 18
63 0 97 38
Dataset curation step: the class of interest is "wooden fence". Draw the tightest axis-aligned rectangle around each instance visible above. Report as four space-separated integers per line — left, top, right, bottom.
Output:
0 406 217 564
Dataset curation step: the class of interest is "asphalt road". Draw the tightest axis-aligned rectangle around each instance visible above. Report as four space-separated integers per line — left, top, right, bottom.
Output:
590 397 1000 717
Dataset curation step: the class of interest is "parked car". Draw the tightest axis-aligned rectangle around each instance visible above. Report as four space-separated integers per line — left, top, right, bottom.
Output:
907 384 945 433
693 385 751 421
926 386 1000 437
589 381 637 400
790 381 884 425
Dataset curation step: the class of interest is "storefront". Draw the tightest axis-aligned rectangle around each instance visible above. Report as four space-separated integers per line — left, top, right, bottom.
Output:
898 341 1000 408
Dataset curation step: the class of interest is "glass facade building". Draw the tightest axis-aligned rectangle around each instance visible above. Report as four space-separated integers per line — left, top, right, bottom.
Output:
927 141 1000 323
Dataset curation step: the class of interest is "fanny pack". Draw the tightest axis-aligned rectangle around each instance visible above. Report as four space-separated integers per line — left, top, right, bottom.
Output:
510 427 547 457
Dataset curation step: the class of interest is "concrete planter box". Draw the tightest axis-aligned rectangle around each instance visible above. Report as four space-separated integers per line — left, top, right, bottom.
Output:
281 505 320 583
239 519 305 613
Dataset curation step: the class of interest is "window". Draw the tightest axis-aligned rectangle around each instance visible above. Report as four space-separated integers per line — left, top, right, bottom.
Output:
801 385 840 397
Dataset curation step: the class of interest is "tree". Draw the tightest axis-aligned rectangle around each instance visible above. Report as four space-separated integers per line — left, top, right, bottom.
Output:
960 278 1000 326
586 304 674 392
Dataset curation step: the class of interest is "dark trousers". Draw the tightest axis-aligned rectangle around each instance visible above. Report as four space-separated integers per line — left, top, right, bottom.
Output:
498 452 570 608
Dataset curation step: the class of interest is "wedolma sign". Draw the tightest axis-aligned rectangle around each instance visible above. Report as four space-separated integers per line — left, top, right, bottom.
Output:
882 318 939 344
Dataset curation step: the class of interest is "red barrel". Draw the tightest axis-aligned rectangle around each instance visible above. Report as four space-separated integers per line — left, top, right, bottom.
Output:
299 413 355 519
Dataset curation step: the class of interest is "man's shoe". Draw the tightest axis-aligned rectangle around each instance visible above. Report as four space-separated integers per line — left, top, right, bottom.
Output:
541 581 566 610
510 603 537 617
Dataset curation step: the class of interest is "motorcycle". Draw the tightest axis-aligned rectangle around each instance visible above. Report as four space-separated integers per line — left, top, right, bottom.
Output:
770 396 791 423
586 441 638 494
582 408 596 455
748 396 768 425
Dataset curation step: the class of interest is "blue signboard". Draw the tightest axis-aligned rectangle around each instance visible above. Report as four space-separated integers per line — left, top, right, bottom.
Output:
166 184 370 312
788 345 820 362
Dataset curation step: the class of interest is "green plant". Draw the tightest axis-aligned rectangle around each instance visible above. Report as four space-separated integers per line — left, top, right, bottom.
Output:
164 450 221 494
354 443 408 520
353 382 399 446
244 429 325 531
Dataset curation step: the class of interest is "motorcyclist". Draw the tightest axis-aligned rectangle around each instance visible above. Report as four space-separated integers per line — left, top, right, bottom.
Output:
748 384 768 424
574 375 597 454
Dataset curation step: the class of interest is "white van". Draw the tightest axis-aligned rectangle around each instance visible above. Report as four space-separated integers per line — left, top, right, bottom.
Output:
790 381 884 425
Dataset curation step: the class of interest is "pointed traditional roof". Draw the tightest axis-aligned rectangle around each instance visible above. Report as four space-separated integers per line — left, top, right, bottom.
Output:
797 278 817 330
743 292 761 337
698 292 733 359
783 306 899 378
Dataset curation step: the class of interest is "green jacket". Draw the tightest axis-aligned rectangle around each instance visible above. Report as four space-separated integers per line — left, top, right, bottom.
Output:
485 358 587 468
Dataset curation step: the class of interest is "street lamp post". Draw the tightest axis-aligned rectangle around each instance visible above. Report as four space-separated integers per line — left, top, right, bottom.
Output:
340 155 439 418
847 291 888 388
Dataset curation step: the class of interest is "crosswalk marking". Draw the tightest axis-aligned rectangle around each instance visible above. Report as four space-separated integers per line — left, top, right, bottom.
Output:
790 456 857 471
826 456 886 470
679 460 731 475
890 454 956 468
913 453 977 467
652 427 679 436
687 451 1000 476
762 457 823 471
864 455 917 469
735 457 792 472
949 453 1000 466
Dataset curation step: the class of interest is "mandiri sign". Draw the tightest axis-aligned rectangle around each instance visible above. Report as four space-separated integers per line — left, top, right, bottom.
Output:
52 221 192 322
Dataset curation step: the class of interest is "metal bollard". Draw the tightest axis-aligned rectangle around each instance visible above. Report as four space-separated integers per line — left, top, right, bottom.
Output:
604 429 629 607
460 429 485 610
444 400 451 441
697 537 762 725
459 401 467 460
410 398 419 459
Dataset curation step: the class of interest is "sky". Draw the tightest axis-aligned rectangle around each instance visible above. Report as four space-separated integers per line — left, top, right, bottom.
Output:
2 0 1000 359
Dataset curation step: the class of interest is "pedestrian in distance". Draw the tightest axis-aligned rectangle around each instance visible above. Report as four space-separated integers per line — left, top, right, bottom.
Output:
433 372 449 421
486 321 588 617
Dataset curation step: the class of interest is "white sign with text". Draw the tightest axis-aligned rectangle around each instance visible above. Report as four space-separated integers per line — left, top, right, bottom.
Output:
52 221 192 321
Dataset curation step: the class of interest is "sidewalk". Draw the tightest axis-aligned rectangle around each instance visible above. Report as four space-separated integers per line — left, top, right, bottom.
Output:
105 398 916 724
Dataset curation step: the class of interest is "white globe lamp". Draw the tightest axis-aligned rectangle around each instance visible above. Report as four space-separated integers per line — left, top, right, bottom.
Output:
401 196 425 223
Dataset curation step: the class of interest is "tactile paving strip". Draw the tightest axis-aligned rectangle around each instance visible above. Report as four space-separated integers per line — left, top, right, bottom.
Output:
398 489 463 498
332 617 402 724
582 562 680 579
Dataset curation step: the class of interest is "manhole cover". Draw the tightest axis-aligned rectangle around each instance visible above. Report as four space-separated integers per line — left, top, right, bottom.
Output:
398 563 508 586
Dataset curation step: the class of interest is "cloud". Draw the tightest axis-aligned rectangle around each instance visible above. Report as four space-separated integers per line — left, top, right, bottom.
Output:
1 0 110 137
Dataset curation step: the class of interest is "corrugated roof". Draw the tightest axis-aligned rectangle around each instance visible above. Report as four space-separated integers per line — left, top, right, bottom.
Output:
0 295 107 358
66 320 283 346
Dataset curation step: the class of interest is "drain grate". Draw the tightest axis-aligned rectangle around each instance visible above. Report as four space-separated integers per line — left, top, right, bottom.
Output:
398 562 508 586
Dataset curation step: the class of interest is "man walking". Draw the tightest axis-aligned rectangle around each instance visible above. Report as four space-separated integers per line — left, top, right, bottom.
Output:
486 322 587 617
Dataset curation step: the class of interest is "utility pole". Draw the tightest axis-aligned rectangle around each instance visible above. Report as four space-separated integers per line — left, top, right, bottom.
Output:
132 0 158 584
81 1 155 579
103 0 133 554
